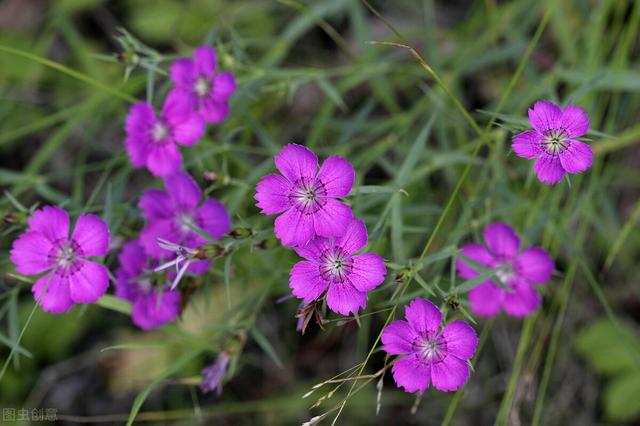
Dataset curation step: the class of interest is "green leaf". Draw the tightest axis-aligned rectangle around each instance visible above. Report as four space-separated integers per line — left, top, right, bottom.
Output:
96 295 132 315
574 318 640 376
250 327 283 368
604 372 640 421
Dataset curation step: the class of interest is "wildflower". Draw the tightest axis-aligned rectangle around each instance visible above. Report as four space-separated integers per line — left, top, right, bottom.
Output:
456 222 554 317
124 90 205 176
10 206 109 313
139 171 230 278
381 298 478 393
115 240 181 330
201 352 231 395
289 217 386 315
170 45 236 123
512 101 593 184
255 144 355 247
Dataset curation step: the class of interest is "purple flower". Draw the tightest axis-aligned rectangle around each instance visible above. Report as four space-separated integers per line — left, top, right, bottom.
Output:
124 90 205 177
115 240 181 330
512 101 593 185
170 45 236 123
381 298 478 393
289 217 386 316
201 352 231 395
10 206 110 314
139 171 230 277
255 144 355 247
456 222 554 317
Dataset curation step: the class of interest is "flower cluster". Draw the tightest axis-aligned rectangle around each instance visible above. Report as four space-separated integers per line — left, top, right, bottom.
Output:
7 33 592 407
255 144 387 319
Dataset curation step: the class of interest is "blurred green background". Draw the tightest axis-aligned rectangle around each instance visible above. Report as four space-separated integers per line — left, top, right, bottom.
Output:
1 0 639 425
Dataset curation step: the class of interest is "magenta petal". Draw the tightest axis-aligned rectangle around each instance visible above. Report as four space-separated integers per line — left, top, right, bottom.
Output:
274 208 315 247
196 199 230 239
514 247 554 284
187 259 211 276
512 130 542 159
194 45 217 76
316 156 355 197
381 320 417 355
117 240 147 278
68 260 109 303
293 237 331 262
140 219 180 258
313 199 352 239
391 354 431 394
348 253 386 292
484 222 519 258
139 189 172 221
146 143 182 177
71 214 109 257
534 153 565 185
173 113 205 146
335 217 367 255
28 206 69 244
439 320 478 360
32 272 73 314
254 173 293 215
484 223 520 259
469 282 502 317
559 140 593 174
10 231 54 275
456 243 494 279
528 101 562 133
170 58 195 88
164 171 202 211
502 280 541 317
290 261 326 302
212 72 236 100
404 298 442 337
274 144 318 183
326 281 367 315
430 353 470 392
201 99 229 123
124 135 150 167
560 105 589 137
115 269 137 303
132 290 181 330
125 102 156 137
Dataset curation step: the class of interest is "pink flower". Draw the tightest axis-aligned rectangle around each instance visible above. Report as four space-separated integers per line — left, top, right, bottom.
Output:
201 352 231 395
512 101 593 185
254 144 355 247
381 298 478 393
289 217 386 315
10 206 110 314
170 45 236 123
124 90 205 177
115 240 181 330
139 171 230 277
456 222 554 317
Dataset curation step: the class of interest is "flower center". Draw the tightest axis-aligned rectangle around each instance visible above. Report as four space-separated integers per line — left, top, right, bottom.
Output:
416 336 446 362
152 122 169 143
178 213 195 234
319 248 353 283
194 77 210 97
290 178 328 214
541 129 569 156
49 239 84 277
495 262 514 284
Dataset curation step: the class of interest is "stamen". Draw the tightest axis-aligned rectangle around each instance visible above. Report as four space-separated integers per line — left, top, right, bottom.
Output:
152 122 168 142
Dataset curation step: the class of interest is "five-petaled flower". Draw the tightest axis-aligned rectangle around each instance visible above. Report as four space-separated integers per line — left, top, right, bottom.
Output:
381 298 478 393
512 101 593 185
255 144 355 247
115 240 181 330
456 222 554 317
170 45 236 124
125 90 205 177
289 217 386 315
139 171 230 279
10 206 110 314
